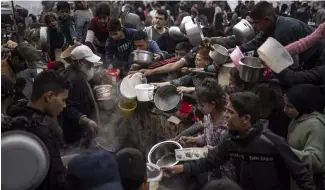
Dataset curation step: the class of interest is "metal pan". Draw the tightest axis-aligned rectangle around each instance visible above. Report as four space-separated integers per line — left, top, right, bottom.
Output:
2 130 50 190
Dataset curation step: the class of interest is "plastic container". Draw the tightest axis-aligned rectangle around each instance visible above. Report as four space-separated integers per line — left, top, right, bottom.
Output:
257 37 293 73
229 46 244 70
146 163 163 190
120 73 147 100
176 102 193 120
105 69 120 85
135 84 155 102
118 100 137 116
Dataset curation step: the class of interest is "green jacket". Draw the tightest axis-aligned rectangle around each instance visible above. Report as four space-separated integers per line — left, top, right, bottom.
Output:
288 111 325 175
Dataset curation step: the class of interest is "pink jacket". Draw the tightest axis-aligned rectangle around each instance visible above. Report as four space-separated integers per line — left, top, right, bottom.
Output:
285 23 325 55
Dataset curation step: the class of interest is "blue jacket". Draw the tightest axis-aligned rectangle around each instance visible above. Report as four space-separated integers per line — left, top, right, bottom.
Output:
105 28 137 63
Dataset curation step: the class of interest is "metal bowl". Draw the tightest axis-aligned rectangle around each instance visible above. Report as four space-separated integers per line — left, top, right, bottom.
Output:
233 19 255 43
238 56 264 83
209 44 229 64
133 50 154 65
148 141 183 167
185 22 204 46
2 130 50 190
180 16 193 33
168 26 186 41
154 85 181 112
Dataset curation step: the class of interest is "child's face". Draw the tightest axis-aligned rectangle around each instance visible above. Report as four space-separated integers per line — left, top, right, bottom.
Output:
198 101 215 115
195 53 210 68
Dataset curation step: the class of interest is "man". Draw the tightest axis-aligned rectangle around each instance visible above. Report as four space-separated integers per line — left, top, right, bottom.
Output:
61 45 101 145
105 18 137 67
239 1 325 70
162 92 316 190
133 30 164 60
43 12 78 61
144 9 168 42
4 70 70 189
1 42 37 83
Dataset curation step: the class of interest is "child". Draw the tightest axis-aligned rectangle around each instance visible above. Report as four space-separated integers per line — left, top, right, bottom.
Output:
152 47 214 94
179 78 236 181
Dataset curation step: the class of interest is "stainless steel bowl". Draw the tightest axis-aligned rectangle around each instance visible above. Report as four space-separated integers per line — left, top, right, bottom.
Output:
133 50 154 65
168 26 186 41
154 85 181 112
209 44 229 64
239 56 264 83
233 19 255 43
148 141 183 167
180 16 193 33
185 21 204 46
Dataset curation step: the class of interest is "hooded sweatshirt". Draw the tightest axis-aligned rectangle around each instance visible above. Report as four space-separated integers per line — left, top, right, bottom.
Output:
286 84 325 189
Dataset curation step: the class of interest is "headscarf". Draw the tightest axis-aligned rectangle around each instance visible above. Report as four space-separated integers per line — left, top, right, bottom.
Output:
286 84 325 114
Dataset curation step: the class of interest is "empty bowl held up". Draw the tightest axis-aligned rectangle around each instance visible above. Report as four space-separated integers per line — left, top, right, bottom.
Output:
238 56 265 83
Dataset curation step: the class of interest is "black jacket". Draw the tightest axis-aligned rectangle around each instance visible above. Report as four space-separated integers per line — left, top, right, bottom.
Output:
276 65 325 94
60 66 99 143
240 16 325 69
183 123 316 190
5 104 66 190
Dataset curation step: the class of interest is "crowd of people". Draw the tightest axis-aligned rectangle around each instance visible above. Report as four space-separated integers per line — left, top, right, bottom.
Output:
1 0 325 190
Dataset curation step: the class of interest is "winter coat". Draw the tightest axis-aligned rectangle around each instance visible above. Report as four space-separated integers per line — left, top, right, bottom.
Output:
61 66 100 143
4 104 67 190
183 122 317 190
288 112 325 190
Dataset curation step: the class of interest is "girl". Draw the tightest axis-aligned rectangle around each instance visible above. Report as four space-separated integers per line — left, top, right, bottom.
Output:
152 47 214 94
179 78 236 181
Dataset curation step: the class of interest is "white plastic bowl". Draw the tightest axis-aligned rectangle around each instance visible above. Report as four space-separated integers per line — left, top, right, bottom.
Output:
257 37 293 73
135 84 154 102
146 163 163 190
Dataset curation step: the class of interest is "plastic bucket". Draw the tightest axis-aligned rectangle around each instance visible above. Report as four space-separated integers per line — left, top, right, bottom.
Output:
257 37 293 73
118 100 137 116
146 163 163 190
135 84 155 102
94 85 112 101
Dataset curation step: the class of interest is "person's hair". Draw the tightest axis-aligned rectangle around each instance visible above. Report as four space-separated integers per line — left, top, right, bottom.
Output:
31 70 70 101
175 41 193 53
57 1 70 12
196 78 227 110
179 2 188 11
95 2 110 17
133 30 148 41
229 92 261 123
107 18 122 32
44 12 58 25
229 68 251 89
249 1 276 20
202 178 242 190
156 9 168 20
280 4 288 12
197 47 213 62
116 148 146 190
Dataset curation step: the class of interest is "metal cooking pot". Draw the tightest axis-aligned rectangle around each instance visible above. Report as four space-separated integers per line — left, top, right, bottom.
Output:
123 11 142 30
154 85 181 113
209 44 229 64
233 19 255 43
168 26 186 41
94 85 113 101
180 16 193 33
147 141 183 167
185 21 204 46
133 50 154 65
239 56 264 83
40 26 48 47
2 130 50 190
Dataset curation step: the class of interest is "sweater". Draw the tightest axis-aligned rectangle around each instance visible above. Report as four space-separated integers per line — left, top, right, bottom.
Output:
285 23 325 56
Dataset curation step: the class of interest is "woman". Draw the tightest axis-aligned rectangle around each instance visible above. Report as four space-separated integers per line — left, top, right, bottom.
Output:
152 47 213 94
284 84 325 190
